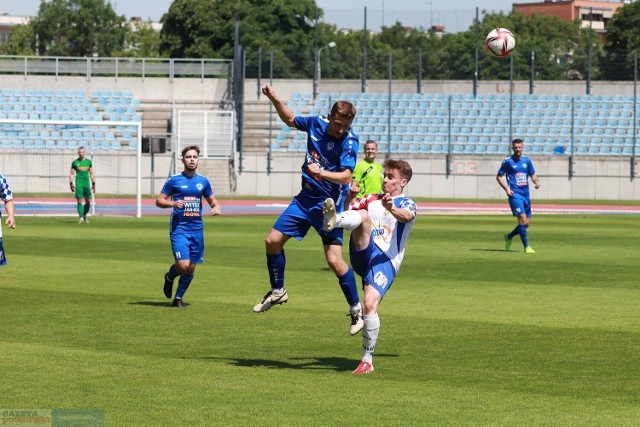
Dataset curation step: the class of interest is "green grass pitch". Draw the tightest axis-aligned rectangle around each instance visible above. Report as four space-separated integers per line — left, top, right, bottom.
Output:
1 214 639 425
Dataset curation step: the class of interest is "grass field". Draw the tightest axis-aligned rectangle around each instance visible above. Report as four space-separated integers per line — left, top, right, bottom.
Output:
1 214 639 426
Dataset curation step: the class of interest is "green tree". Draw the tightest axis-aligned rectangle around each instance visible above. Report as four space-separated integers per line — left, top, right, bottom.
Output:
32 0 129 57
0 24 35 56
432 11 595 82
603 1 640 80
115 20 163 58
160 0 317 77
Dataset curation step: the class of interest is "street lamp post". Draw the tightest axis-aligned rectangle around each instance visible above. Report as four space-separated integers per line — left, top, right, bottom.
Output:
314 41 336 98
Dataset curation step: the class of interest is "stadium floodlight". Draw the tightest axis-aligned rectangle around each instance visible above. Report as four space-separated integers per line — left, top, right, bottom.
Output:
315 41 336 95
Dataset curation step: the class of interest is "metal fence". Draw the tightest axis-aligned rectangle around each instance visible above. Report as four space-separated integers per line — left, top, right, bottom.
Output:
0 55 233 81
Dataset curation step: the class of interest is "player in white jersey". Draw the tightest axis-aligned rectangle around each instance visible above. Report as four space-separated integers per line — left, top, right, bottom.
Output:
322 159 416 374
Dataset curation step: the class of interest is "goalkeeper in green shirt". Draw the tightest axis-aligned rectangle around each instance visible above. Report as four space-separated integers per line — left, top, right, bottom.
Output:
69 146 95 223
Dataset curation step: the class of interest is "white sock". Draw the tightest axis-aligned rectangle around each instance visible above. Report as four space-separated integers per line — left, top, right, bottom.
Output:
336 210 362 230
361 313 380 363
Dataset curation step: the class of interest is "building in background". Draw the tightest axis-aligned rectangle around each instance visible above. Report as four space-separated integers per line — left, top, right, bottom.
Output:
513 0 628 42
0 13 30 45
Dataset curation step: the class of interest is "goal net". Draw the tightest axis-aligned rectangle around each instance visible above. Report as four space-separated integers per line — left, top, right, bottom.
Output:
0 118 143 217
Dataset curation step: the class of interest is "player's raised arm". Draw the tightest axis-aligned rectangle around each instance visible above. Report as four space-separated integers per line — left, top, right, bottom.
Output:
261 85 295 128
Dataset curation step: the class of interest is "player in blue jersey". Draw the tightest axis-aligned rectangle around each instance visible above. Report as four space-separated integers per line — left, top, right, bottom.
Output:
322 159 417 374
156 145 221 307
0 174 17 266
497 138 541 254
253 85 364 335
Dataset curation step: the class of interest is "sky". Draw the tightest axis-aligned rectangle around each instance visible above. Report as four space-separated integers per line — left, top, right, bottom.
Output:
1 0 516 33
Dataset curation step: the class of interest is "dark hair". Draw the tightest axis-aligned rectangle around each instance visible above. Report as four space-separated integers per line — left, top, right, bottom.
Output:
365 140 378 147
182 145 200 157
384 159 412 182
330 100 356 120
512 138 524 145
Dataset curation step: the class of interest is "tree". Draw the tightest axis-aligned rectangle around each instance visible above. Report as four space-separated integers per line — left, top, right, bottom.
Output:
31 0 129 57
0 24 35 56
115 20 163 58
160 0 317 77
603 1 640 80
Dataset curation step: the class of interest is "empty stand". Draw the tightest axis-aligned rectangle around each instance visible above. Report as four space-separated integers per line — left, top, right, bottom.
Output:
264 92 639 156
0 87 142 151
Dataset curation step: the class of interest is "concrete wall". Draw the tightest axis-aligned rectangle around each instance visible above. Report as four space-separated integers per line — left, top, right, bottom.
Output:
1 151 638 200
234 152 639 200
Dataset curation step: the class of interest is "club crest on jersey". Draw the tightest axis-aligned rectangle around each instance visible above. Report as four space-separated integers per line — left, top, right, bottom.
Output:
374 271 389 289
196 183 203 190
327 142 335 151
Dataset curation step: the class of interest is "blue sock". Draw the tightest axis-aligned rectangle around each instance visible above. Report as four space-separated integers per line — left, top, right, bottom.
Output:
175 274 193 300
338 267 359 306
167 264 178 281
266 251 286 289
508 225 520 239
518 224 529 248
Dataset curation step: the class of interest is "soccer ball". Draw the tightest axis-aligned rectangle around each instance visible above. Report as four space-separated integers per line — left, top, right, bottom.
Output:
485 28 516 58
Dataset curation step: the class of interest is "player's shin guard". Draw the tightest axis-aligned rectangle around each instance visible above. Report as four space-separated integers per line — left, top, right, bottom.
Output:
338 267 359 306
362 314 380 363
76 202 84 218
175 274 193 300
83 202 91 217
518 224 529 248
266 250 286 290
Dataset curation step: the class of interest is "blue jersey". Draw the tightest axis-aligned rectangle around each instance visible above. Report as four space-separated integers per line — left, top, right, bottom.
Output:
294 115 359 203
160 172 213 233
497 155 536 201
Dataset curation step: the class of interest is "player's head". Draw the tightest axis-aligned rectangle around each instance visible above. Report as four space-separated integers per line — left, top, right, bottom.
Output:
181 145 200 172
327 100 356 139
77 146 86 159
364 140 378 161
382 159 412 196
511 138 524 158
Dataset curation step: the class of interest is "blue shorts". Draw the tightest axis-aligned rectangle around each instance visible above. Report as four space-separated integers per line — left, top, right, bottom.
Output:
509 196 531 218
349 237 397 299
273 191 344 244
170 231 204 263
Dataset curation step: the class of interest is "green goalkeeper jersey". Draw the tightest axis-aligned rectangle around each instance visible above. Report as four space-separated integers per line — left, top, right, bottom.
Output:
72 158 93 186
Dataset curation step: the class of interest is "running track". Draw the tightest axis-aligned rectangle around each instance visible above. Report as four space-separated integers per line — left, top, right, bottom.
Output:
11 197 640 216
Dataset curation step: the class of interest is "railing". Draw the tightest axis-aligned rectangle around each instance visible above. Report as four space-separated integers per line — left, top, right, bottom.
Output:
0 55 233 82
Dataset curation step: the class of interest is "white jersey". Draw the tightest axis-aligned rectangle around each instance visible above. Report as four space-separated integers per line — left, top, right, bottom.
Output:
350 193 417 272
